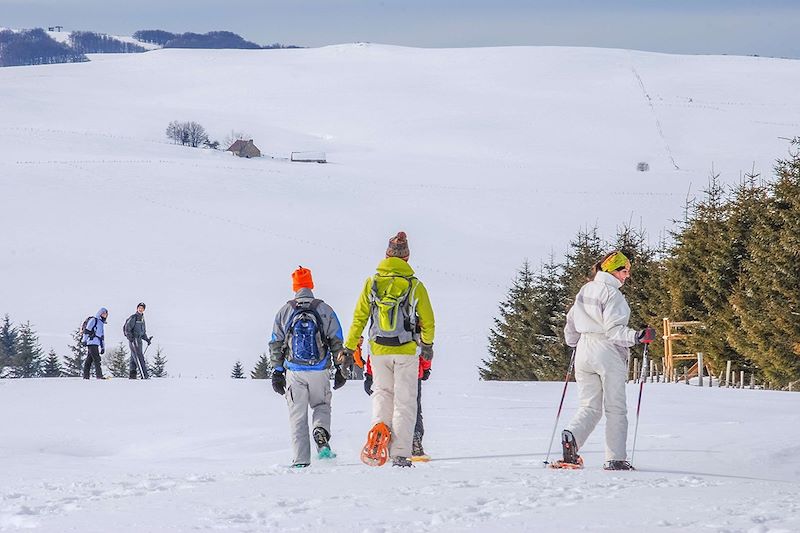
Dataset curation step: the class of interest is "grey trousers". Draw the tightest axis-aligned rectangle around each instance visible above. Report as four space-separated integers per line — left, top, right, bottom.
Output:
286 369 332 465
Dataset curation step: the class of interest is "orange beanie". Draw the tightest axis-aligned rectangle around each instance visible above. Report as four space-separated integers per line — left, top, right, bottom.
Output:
292 266 314 292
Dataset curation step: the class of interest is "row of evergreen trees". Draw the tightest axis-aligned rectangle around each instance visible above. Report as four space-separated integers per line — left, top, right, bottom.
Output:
0 315 167 378
482 139 800 388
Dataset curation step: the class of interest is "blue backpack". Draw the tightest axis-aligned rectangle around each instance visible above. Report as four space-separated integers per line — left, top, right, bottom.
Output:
285 300 328 366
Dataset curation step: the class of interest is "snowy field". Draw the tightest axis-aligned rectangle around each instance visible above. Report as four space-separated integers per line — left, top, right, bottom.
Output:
1 378 798 532
2 44 800 531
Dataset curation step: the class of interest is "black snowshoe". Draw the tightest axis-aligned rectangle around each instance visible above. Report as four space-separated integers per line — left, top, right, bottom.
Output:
549 430 584 469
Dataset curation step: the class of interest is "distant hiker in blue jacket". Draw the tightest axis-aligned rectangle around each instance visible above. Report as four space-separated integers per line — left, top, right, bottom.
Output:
268 266 346 467
82 307 108 379
124 302 153 379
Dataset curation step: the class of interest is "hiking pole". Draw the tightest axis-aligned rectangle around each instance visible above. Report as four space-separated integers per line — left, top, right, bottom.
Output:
543 348 577 467
630 343 650 465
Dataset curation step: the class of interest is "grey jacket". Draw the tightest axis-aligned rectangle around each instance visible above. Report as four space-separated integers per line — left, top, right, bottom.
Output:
124 312 148 341
268 288 344 371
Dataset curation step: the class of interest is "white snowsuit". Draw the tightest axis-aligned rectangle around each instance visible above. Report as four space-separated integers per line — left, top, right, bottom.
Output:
564 271 639 461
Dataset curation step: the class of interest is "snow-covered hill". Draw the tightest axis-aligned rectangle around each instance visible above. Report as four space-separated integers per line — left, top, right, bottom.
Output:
1 45 799 378
0 378 798 532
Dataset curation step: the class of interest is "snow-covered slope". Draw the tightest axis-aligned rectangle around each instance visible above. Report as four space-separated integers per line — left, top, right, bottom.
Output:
0 378 798 532
45 30 161 50
1 45 800 378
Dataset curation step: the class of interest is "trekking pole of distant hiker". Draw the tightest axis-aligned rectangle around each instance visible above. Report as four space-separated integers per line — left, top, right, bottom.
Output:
543 348 577 467
630 344 650 464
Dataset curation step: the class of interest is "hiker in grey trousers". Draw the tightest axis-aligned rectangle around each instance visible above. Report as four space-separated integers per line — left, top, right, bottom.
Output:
123 302 153 379
268 267 346 467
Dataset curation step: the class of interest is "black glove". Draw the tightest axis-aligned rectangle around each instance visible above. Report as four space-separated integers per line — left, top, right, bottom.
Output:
333 366 347 390
145 336 152 345
272 369 286 395
100 347 105 355
364 373 373 396
336 347 355 367
420 343 434 362
637 327 657 344
422 368 431 381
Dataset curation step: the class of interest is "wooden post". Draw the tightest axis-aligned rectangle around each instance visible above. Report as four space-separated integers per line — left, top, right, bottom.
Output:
718 371 724 387
662 318 670 383
739 371 745 389
696 353 703 387
750 374 755 390
725 361 732 388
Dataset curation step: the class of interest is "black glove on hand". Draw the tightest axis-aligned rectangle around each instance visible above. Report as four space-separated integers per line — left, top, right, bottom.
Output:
364 373 373 396
420 343 434 362
145 336 153 345
272 369 286 395
336 347 355 367
100 347 105 355
422 369 431 381
637 327 657 344
333 366 347 390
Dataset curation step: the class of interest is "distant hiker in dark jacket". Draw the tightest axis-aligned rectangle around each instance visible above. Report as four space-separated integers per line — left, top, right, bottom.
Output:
83 307 108 379
124 302 152 379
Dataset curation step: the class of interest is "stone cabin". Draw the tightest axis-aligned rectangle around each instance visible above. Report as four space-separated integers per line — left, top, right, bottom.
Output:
226 139 261 158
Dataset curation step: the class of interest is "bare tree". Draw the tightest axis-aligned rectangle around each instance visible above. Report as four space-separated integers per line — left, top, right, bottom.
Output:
165 120 209 147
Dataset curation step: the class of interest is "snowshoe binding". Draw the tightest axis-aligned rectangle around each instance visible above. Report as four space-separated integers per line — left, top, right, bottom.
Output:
603 460 635 471
549 430 584 470
392 456 413 468
360 422 391 467
411 433 430 462
313 427 336 459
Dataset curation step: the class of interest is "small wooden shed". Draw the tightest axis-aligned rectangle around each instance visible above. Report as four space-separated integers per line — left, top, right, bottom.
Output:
227 139 261 158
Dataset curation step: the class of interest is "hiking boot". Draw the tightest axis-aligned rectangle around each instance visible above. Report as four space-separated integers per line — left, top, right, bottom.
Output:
561 430 582 466
412 433 425 457
392 456 413 468
313 427 336 459
603 460 635 471
312 427 330 452
291 463 310 469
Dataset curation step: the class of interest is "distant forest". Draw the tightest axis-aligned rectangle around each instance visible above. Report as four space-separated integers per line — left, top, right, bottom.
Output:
0 28 88 67
0 28 301 67
133 29 302 49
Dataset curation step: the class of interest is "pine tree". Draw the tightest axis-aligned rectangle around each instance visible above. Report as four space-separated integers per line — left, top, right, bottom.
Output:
0 314 18 378
108 342 129 378
561 225 604 301
42 349 64 377
63 326 85 377
250 353 272 379
480 260 569 381
15 321 44 378
148 346 168 378
732 140 800 386
231 360 246 379
664 173 737 372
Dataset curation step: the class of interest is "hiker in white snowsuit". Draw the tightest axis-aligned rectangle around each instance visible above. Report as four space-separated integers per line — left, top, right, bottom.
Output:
561 251 655 470
268 266 345 467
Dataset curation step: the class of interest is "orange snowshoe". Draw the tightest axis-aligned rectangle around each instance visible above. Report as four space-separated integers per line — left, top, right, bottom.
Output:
360 422 391 467
548 456 584 469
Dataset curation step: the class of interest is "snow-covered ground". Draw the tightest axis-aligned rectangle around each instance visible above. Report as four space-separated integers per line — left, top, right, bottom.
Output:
1 378 798 532
2 44 800 532
1 44 799 378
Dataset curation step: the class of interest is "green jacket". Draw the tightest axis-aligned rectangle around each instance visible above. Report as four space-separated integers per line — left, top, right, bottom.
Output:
344 257 435 355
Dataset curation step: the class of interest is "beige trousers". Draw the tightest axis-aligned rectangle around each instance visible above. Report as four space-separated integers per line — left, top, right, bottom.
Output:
370 354 419 458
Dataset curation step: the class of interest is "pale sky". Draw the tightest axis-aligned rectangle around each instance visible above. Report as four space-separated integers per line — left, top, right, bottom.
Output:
2 0 799 58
